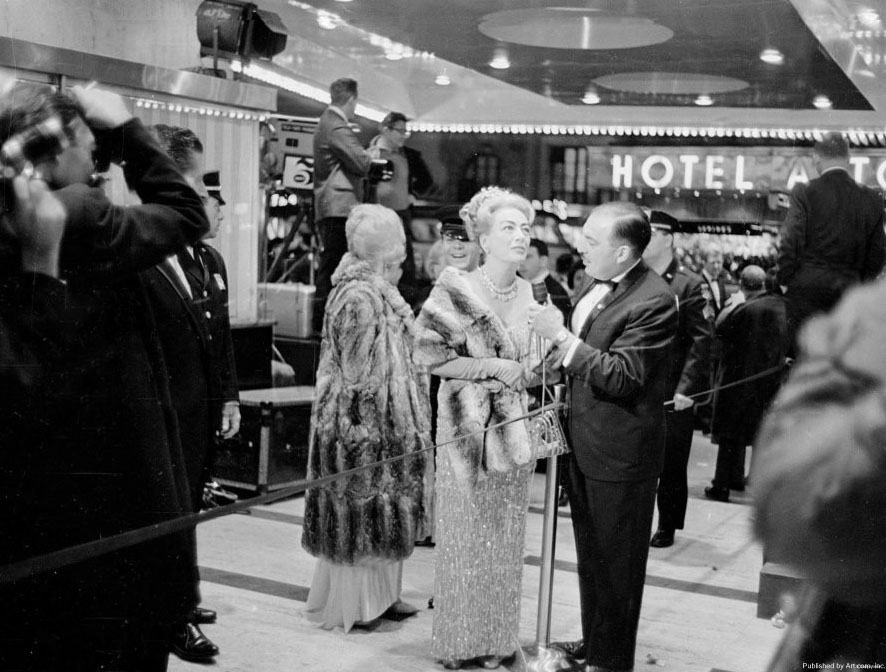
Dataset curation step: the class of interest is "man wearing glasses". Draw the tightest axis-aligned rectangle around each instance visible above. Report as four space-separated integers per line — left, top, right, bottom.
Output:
369 112 434 306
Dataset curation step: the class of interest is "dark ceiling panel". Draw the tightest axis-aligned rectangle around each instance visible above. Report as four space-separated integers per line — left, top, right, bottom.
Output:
297 0 871 110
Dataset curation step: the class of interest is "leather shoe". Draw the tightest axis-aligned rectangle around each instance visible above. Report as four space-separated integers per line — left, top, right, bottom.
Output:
170 622 219 662
549 639 587 660
191 606 217 624
650 528 674 548
704 485 730 503
441 659 464 670
557 488 569 507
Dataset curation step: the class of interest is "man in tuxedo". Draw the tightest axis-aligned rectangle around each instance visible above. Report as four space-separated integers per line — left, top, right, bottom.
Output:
700 243 727 315
643 211 713 548
531 202 678 672
519 238 572 317
312 77 373 333
145 126 240 662
777 132 885 340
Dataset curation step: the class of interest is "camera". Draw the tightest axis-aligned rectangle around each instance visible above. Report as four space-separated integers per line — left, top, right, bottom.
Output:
367 158 394 184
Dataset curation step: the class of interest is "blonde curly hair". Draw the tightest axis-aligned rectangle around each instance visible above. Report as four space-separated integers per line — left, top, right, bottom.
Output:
458 186 511 241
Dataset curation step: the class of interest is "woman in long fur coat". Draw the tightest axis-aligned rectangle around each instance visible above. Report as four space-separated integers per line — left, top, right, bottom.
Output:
302 205 430 632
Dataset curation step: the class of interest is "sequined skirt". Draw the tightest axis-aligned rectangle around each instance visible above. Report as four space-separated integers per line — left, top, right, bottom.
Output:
431 447 534 659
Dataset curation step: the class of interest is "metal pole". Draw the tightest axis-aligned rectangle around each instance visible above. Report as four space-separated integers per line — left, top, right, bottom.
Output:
535 453 559 646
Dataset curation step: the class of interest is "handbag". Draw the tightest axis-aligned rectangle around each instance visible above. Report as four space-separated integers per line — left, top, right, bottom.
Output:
529 376 570 460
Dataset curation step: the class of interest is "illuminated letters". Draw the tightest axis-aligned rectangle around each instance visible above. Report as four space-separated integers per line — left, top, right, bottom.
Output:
786 162 810 190
678 155 699 189
611 155 633 188
850 156 871 183
640 155 674 189
734 156 754 190
705 156 725 189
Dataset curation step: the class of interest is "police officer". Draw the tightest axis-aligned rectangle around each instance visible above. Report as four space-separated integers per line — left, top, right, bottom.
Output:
643 211 713 548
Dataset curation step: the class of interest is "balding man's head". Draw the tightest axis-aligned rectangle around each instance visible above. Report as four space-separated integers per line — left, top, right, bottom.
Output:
740 265 766 295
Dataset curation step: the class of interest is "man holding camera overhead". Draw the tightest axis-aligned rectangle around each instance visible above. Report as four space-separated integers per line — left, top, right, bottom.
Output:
0 83 208 671
312 77 373 334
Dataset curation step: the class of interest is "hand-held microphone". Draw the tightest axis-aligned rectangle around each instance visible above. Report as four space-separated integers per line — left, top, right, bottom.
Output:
532 281 549 305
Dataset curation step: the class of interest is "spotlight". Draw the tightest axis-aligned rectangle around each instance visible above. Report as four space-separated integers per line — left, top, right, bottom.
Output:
759 48 785 65
812 94 833 109
489 47 510 70
694 94 713 106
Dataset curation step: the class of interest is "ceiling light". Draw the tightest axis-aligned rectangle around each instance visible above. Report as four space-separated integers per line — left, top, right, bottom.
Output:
813 94 833 109
858 8 880 27
385 50 403 61
759 48 784 65
694 94 713 106
489 48 511 70
581 89 601 105
317 11 340 30
435 74 451 86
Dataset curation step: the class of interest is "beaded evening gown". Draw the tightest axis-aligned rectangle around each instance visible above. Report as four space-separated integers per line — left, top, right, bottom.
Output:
415 270 538 661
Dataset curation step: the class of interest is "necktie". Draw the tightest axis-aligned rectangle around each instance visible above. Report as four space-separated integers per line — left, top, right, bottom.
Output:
177 249 205 297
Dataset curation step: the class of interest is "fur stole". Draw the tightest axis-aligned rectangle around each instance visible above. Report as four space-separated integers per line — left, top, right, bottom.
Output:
414 268 532 490
302 253 430 564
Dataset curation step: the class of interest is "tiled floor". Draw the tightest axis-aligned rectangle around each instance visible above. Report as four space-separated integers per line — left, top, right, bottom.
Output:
171 432 785 672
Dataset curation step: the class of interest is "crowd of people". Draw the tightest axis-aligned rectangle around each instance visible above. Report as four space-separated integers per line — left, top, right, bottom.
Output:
2 69 885 672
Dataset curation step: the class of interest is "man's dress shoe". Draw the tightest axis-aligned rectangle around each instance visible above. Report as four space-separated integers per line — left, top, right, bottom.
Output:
549 639 587 660
191 607 217 624
170 622 219 662
650 528 675 548
703 485 730 502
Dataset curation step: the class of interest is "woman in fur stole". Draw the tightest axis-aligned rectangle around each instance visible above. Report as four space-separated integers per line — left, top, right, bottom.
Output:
302 204 430 632
415 188 543 670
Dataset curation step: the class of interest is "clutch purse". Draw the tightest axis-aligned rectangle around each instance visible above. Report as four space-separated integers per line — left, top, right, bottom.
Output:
529 405 569 460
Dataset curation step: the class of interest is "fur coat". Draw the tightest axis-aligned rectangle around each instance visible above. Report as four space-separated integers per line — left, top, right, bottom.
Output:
414 267 534 489
302 253 429 564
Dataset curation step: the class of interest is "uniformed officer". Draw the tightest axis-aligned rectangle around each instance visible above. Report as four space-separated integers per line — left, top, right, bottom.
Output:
143 126 240 662
642 211 714 548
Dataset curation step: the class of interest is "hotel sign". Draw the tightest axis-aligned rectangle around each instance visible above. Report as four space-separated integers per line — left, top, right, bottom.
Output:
575 147 886 191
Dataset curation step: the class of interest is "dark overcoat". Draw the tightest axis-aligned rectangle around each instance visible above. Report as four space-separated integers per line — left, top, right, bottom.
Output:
0 118 209 663
711 293 789 446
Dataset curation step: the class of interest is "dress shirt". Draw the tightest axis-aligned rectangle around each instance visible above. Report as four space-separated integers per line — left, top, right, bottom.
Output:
702 269 721 308
562 259 641 366
168 249 192 299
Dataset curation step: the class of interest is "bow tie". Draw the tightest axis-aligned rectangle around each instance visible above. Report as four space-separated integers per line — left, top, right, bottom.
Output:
594 279 616 291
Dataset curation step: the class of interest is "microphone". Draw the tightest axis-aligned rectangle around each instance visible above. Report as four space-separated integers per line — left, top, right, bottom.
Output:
532 281 549 305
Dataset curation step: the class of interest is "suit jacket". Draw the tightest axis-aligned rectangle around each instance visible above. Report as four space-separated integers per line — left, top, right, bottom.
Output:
544 272 573 320
777 168 886 288
313 107 372 220
712 293 789 445
563 260 678 481
660 258 713 401
701 270 728 314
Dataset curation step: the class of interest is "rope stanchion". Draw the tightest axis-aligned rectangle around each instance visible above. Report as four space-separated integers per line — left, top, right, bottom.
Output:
662 360 789 408
0 360 791 585
0 402 565 585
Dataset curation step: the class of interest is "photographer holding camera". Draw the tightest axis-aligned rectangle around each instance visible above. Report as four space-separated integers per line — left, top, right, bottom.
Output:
0 83 209 671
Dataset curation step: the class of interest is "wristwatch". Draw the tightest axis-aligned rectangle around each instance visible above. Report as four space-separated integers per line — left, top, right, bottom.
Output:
554 328 571 346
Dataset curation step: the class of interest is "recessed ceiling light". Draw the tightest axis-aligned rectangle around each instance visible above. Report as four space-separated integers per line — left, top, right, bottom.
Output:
813 94 833 109
385 51 403 61
695 94 713 106
317 11 340 29
581 90 601 105
759 48 784 65
435 74 451 86
489 47 511 70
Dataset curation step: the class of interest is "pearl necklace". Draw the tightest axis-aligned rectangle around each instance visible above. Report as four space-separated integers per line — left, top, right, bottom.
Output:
479 265 518 302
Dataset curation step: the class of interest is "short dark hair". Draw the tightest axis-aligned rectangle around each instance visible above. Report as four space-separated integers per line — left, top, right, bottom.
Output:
814 132 849 161
149 124 203 174
594 202 651 257
329 78 358 107
529 238 549 258
0 86 86 149
381 111 407 129
555 252 574 275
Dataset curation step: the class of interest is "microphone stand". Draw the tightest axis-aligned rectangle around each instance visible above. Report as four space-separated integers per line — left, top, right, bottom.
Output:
534 309 565 648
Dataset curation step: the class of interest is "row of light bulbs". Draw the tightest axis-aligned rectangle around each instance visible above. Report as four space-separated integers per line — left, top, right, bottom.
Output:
407 122 886 144
133 98 270 122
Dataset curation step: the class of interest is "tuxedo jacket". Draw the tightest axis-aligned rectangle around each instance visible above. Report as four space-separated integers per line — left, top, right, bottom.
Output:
313 107 372 220
544 272 573 320
777 169 886 288
701 271 728 314
563 260 678 482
